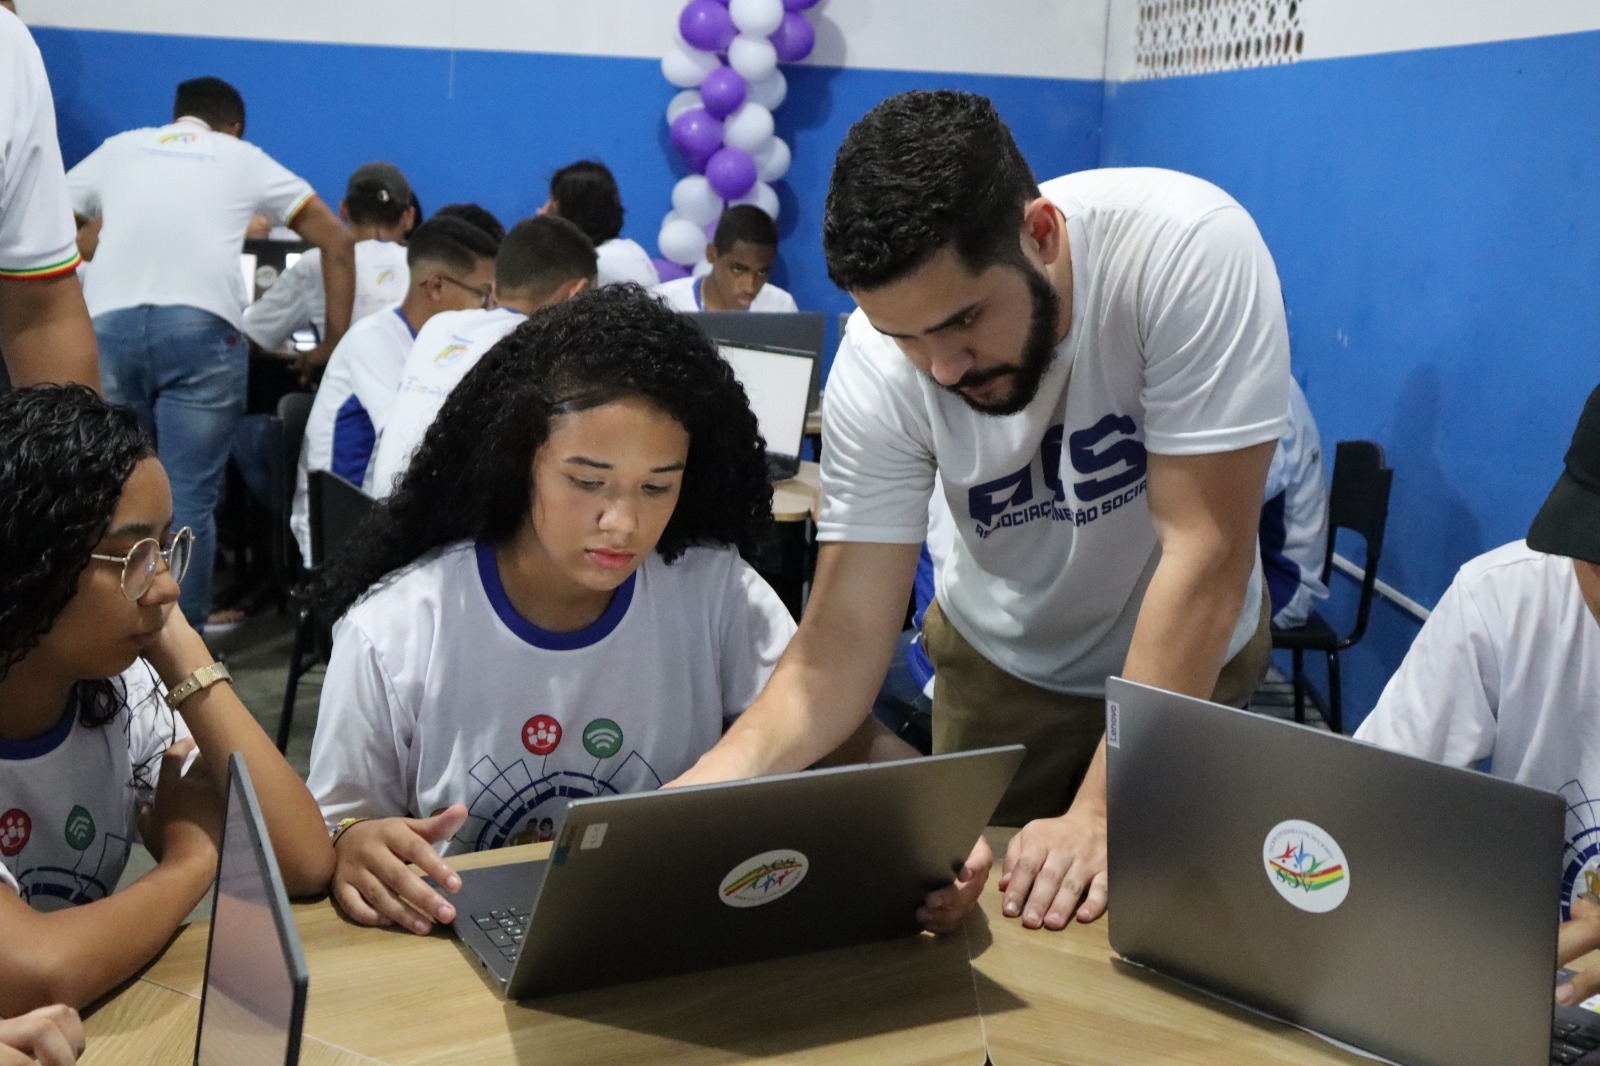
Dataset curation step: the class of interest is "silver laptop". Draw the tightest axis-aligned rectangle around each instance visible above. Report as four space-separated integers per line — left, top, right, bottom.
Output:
194 754 308 1066
716 341 816 481
1105 676 1573 1066
446 745 1022 1000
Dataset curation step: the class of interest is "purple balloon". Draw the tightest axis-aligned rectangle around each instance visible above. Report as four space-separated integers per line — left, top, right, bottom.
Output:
705 147 757 200
653 257 690 282
700 66 746 119
669 108 724 172
782 0 819 10
769 11 815 62
679 0 736 52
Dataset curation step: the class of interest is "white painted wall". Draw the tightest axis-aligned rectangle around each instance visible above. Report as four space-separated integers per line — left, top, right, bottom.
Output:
19 0 1109 80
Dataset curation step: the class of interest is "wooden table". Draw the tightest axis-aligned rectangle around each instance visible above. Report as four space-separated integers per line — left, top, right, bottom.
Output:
772 460 820 524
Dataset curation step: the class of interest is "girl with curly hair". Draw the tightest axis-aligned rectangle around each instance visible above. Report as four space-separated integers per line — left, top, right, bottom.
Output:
305 285 796 935
0 385 332 1014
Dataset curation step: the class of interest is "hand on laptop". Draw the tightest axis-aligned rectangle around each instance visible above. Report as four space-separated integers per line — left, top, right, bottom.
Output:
0 1003 85 1066
1557 893 1600 1005
331 804 468 936
917 836 992 934
998 805 1108 929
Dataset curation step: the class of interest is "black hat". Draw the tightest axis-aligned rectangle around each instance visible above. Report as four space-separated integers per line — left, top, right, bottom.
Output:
345 161 410 207
1528 383 1600 564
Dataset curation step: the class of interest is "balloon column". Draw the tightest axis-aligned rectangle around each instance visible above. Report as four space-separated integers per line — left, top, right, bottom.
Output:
656 0 819 281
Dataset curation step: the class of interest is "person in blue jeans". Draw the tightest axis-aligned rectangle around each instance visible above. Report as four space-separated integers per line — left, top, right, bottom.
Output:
67 77 354 630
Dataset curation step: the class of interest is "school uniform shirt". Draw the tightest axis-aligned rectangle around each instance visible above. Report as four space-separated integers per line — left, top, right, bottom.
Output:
242 239 410 348
0 11 80 283
820 167 1289 696
65 116 315 329
306 542 796 854
365 306 526 497
0 662 189 910
1259 377 1329 628
652 275 799 314
290 305 416 562
1354 541 1600 917
594 238 660 289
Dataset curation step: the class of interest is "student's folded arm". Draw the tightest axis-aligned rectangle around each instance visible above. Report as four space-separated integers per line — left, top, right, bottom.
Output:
290 197 355 350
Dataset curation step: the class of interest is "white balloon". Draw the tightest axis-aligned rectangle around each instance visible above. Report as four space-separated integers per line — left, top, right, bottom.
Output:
745 69 787 110
666 89 703 125
671 175 724 228
659 217 709 266
662 210 684 228
662 40 720 88
727 35 778 82
692 257 712 278
721 102 774 155
751 136 790 183
728 0 784 37
732 180 780 221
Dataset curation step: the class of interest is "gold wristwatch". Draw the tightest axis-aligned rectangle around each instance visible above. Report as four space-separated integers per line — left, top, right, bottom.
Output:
164 662 233 710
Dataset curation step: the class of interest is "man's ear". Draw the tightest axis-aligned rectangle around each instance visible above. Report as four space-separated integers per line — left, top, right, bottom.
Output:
338 200 351 226
1021 197 1064 267
558 277 591 302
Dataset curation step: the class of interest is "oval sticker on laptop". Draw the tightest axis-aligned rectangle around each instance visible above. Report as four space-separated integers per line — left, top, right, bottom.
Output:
719 849 809 908
1263 819 1351 913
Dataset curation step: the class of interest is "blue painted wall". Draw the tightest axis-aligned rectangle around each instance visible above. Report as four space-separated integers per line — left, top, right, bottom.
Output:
1101 31 1600 729
32 27 1104 376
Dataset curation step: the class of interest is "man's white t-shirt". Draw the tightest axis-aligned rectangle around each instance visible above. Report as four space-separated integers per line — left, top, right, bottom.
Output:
306 541 795 853
365 307 525 496
0 10 80 282
653 275 799 314
291 305 416 562
595 238 660 289
0 662 191 909
65 117 315 328
820 168 1289 695
1260 377 1329 628
1354 542 1600 917
243 239 409 348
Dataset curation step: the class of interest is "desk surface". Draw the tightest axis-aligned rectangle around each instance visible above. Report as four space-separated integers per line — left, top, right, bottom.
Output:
772 461 820 524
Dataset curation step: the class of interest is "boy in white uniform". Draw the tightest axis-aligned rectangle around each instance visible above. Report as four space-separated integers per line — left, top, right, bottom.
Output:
676 91 1287 933
1356 385 1600 1009
65 76 355 629
367 215 595 497
1260 377 1330 628
0 7 98 391
543 160 659 288
290 216 500 562
653 204 798 313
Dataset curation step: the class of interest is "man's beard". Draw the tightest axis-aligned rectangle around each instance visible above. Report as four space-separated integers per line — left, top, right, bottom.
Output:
947 264 1062 417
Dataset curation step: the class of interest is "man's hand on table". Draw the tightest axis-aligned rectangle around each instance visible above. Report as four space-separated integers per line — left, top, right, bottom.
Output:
998 804 1108 929
918 835 991 934
0 1004 84 1066
331 804 467 936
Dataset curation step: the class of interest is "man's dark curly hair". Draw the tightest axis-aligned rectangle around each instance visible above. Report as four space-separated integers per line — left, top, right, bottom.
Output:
314 284 773 621
548 160 625 246
823 90 1041 292
0 385 155 727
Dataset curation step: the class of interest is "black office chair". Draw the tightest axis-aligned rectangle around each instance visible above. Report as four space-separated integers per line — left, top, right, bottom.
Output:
1270 440 1394 734
277 469 376 753
271 392 314 590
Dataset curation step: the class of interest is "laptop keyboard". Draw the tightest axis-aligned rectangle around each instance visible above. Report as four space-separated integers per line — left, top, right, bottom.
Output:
1553 1015 1600 1064
471 906 530 962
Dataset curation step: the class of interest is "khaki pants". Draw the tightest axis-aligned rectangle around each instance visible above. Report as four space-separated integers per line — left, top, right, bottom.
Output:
923 593 1272 827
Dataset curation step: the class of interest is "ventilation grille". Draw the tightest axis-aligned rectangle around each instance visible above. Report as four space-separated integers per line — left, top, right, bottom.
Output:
1134 0 1305 79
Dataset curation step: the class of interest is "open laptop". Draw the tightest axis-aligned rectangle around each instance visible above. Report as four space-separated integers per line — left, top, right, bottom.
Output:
445 745 1023 1000
194 753 308 1066
715 341 816 481
1104 676 1583 1066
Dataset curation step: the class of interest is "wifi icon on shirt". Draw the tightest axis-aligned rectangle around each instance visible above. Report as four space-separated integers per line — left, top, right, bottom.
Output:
582 719 625 759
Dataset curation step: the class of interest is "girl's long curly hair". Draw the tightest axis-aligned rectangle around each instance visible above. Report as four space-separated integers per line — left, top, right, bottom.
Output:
0 385 155 727
314 284 773 620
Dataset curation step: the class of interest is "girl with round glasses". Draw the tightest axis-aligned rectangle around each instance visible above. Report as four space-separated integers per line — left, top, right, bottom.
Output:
0 385 333 1014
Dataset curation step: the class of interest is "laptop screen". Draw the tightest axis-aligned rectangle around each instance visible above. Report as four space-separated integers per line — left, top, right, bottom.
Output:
239 253 258 301
194 754 308 1066
718 343 814 462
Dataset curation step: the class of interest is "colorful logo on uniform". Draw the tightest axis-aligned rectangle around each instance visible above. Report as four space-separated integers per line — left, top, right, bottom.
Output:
582 719 624 759
523 715 562 756
433 342 469 366
376 269 396 284
1262 819 1350 914
64 806 96 852
0 808 31 857
157 131 200 145
720 849 809 908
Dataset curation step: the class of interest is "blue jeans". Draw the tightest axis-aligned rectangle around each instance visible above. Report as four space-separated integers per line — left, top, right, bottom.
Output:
96 305 249 631
871 629 935 754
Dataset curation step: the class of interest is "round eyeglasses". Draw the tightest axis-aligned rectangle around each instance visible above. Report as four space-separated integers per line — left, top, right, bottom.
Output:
89 527 195 600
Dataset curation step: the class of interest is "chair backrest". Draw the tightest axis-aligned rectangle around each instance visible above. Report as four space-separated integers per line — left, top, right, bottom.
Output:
307 470 376 570
261 392 314 588
274 392 314 508
1319 440 1394 648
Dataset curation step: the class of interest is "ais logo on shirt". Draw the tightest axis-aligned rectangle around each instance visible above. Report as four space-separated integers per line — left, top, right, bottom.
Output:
966 415 1148 538
156 132 200 146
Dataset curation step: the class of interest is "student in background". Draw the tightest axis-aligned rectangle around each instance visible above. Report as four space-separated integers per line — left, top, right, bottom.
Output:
65 76 355 632
366 215 595 497
243 161 414 382
432 202 505 245
0 386 331 1014
653 205 797 313
305 286 795 934
543 160 659 289
289 216 500 563
0 7 98 391
1259 377 1329 628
